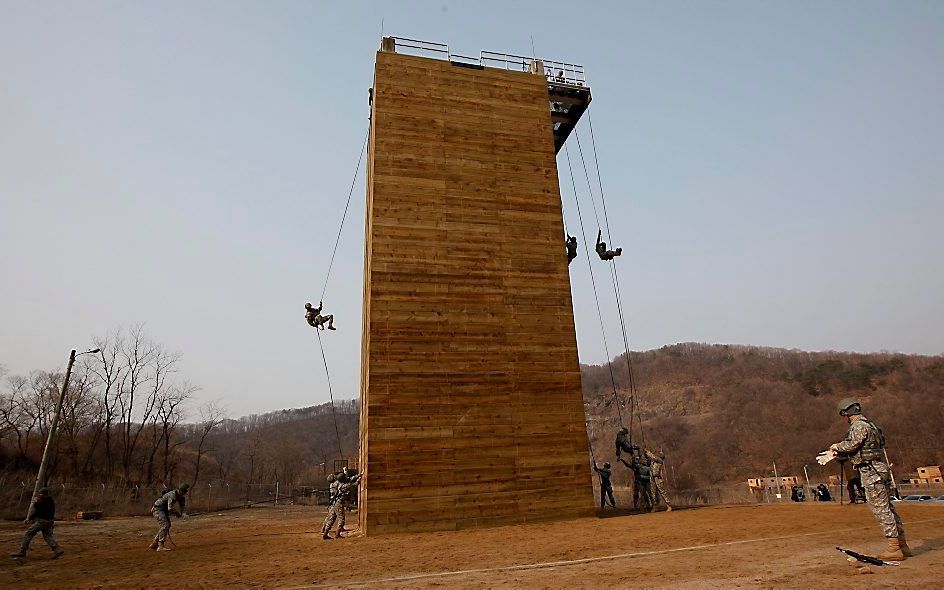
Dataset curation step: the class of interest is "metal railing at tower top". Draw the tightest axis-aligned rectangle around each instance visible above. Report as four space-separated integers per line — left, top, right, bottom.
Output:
382 36 588 87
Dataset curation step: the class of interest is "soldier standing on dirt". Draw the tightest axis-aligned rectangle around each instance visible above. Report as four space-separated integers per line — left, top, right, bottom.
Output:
644 448 673 512
619 456 653 511
149 483 190 551
829 398 910 561
322 473 361 540
592 461 616 509
9 487 64 560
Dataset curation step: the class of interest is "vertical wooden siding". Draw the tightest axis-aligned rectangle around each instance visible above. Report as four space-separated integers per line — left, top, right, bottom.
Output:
359 51 593 534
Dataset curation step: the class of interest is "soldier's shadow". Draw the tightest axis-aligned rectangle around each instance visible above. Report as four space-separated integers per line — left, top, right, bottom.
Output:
911 536 944 557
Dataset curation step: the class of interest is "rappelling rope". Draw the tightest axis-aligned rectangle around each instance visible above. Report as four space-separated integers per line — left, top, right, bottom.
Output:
574 121 646 446
320 126 369 301
316 328 344 459
313 126 369 461
563 144 623 427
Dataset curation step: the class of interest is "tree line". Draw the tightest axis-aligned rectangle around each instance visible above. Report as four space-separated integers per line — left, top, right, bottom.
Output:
0 325 357 492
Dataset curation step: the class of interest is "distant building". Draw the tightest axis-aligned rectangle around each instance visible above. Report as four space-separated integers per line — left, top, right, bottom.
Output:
905 465 943 486
747 476 800 490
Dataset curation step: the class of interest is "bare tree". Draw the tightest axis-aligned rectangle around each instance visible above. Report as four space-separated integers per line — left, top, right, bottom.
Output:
192 400 226 487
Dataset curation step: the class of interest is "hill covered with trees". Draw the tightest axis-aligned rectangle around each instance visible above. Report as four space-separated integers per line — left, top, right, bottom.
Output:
583 343 944 490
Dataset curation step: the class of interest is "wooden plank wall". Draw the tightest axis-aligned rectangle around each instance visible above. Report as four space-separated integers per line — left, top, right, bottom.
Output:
358 51 594 534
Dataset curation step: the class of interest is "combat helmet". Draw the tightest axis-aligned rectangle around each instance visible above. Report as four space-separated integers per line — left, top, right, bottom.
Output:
837 398 862 417
178 483 191 493
305 302 313 310
327 473 336 483
603 462 611 469
618 427 628 435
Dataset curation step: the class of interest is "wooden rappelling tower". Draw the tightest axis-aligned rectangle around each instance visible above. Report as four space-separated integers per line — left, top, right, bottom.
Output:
358 37 594 534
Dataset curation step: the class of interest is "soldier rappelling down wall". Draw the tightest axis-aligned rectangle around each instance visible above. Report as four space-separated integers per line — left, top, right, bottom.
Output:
595 230 622 261
566 235 578 265
305 301 336 330
614 427 637 459
824 399 911 561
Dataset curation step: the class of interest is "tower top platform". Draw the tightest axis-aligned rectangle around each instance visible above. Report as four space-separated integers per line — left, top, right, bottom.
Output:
380 36 591 153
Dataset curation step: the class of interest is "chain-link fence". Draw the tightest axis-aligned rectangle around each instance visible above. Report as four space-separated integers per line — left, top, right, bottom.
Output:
0 480 330 520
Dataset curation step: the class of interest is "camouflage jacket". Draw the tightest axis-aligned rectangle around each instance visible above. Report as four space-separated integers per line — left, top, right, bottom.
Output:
644 449 664 478
833 416 885 466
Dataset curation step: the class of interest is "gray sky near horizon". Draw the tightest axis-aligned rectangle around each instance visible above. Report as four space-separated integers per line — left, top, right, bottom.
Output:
2 1 942 417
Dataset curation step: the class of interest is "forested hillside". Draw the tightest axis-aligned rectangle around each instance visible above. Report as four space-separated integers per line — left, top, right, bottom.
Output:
4 336 941 497
583 343 944 490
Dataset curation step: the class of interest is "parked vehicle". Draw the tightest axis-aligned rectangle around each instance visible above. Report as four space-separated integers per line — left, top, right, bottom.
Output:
901 494 934 502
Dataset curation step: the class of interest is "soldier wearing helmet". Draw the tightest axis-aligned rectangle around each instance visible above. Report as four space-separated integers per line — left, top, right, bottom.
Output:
614 426 637 459
829 398 910 560
304 301 336 331
592 461 616 510
644 447 673 512
148 483 190 551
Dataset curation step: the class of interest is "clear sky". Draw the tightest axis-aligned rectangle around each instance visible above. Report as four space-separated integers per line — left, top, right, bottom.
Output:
2 1 942 416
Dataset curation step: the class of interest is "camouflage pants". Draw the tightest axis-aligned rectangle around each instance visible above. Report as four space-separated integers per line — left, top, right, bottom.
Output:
600 485 615 509
20 519 59 552
634 481 653 511
322 501 346 533
860 463 904 539
652 475 672 508
152 509 172 543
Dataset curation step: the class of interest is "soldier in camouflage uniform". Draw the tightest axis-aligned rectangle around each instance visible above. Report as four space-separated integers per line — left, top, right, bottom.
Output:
149 483 189 551
326 473 338 505
566 235 578 265
9 487 64 559
829 398 910 561
305 301 336 330
592 462 616 509
644 447 673 512
322 473 361 540
618 456 652 511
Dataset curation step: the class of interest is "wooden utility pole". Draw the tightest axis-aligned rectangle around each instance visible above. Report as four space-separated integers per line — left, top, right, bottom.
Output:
29 349 77 516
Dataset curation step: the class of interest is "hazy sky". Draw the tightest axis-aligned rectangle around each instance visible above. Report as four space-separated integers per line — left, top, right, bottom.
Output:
2 1 942 416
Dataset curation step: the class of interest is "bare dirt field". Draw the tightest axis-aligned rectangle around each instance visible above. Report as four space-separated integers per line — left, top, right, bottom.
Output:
0 502 942 588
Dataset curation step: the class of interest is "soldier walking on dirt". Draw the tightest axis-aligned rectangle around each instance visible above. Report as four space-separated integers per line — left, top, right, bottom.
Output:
322 473 361 540
644 448 673 512
593 461 616 509
9 487 64 560
829 398 910 560
149 483 190 551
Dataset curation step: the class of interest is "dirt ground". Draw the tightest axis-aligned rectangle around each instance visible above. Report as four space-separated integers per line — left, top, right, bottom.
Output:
0 502 941 589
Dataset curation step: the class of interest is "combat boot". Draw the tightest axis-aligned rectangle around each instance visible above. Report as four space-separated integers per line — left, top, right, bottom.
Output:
322 532 332 540
148 540 159 550
156 542 172 552
899 534 913 557
665 506 673 512
9 551 26 558
52 549 64 560
876 537 905 561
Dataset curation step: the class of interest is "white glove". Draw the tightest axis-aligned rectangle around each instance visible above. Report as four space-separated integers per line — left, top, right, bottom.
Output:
816 449 836 466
